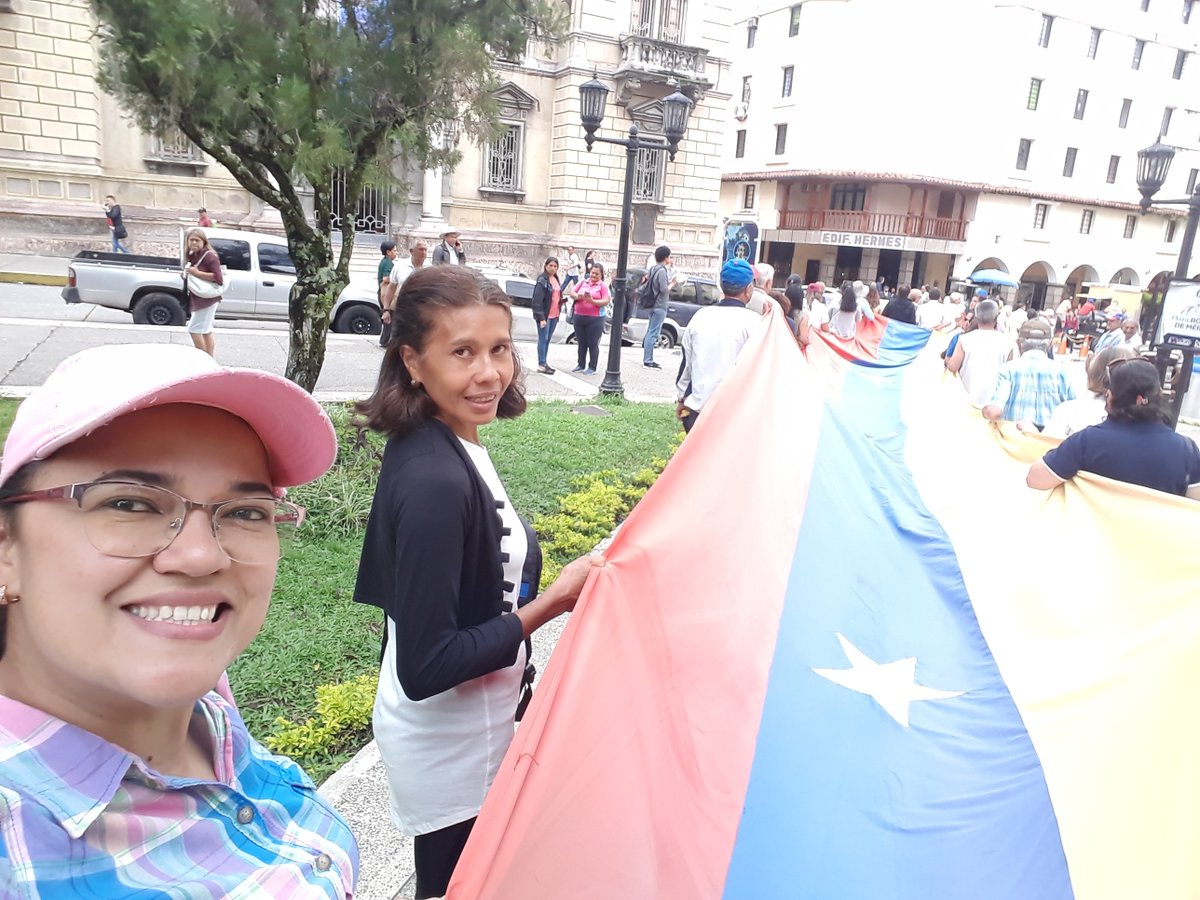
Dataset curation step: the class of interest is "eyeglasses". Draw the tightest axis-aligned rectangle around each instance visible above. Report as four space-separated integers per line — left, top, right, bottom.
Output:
1 481 304 564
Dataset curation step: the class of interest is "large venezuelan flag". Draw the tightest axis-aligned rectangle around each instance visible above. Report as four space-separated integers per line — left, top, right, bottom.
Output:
449 311 1200 899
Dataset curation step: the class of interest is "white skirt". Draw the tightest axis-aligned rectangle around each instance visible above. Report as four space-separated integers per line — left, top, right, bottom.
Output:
187 302 218 334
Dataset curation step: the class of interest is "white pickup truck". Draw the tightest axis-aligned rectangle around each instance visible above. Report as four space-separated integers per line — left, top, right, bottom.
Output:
61 227 384 334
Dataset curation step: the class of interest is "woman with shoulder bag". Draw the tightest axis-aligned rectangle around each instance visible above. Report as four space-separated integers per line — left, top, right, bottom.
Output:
566 263 611 375
184 228 225 358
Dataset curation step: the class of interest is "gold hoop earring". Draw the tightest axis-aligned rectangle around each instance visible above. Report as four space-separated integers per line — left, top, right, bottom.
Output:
0 584 17 606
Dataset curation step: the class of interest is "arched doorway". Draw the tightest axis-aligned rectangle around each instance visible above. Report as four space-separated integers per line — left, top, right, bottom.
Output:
1110 267 1140 286
1019 261 1057 310
972 257 1009 273
1064 264 1099 299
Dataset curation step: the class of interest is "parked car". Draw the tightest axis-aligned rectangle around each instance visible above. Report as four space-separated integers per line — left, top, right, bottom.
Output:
474 266 568 345
627 267 722 350
62 227 384 334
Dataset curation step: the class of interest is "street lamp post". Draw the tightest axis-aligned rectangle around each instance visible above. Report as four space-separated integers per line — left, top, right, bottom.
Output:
578 76 693 396
1136 138 1197 428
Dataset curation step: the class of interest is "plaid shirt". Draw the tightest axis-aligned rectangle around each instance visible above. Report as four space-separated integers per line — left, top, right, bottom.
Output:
0 690 358 898
989 349 1076 428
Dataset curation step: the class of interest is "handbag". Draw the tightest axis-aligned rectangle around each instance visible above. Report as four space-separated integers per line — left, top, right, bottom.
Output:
186 249 226 299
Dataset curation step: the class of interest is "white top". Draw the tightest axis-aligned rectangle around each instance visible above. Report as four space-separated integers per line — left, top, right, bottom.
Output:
564 252 581 276
388 257 431 285
808 298 829 329
941 300 966 329
917 300 944 330
829 303 873 339
677 302 761 413
372 439 527 836
1045 394 1107 438
956 329 1017 407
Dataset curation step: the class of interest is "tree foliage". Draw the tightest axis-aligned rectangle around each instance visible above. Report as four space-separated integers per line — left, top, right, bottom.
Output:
92 0 564 389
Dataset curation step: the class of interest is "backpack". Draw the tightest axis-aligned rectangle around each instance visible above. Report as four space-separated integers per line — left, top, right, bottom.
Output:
635 265 661 309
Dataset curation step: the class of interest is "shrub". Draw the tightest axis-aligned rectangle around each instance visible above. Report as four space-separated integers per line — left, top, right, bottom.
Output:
265 673 378 774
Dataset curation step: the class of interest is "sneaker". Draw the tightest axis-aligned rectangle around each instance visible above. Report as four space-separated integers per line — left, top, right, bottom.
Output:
582 368 596 375
538 364 556 374
572 365 585 373
643 361 662 369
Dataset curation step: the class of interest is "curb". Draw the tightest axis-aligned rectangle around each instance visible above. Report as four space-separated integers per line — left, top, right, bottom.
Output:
0 272 67 286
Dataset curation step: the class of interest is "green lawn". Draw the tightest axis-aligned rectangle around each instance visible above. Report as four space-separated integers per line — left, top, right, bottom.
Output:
0 398 18 443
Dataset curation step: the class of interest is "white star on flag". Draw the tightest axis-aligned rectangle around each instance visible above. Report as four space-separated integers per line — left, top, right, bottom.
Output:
812 633 964 727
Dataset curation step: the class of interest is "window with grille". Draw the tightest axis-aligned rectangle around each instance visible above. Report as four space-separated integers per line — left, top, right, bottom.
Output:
1074 89 1088 119
781 66 794 98
1175 50 1188 78
633 146 666 203
1016 138 1032 170
1039 14 1054 47
1166 219 1178 242
1080 209 1094 234
1133 39 1145 69
150 129 202 162
830 183 867 211
1107 155 1120 183
1027 78 1042 110
743 184 756 209
482 124 523 192
735 129 746 158
741 76 752 103
1088 28 1101 58
789 5 801 36
1119 98 1132 128
1188 167 1198 193
630 0 688 42
1162 106 1176 136
774 123 788 155
1123 214 1137 239
1033 203 1049 229
1063 147 1077 177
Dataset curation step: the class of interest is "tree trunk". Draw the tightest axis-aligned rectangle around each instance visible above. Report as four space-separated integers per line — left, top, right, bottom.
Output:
282 220 346 393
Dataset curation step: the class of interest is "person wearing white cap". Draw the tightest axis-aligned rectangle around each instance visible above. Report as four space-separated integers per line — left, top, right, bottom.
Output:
0 344 357 896
431 226 466 266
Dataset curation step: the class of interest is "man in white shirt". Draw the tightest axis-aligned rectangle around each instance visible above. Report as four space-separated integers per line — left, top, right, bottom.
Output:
381 241 429 345
945 299 1016 406
562 246 581 291
676 258 761 434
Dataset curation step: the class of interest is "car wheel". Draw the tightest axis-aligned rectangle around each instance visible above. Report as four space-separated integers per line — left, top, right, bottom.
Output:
656 326 677 350
565 331 577 344
334 304 382 335
132 292 186 327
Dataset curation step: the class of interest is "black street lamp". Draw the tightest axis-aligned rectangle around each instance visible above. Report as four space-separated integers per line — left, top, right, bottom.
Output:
1135 138 1197 428
578 76 693 395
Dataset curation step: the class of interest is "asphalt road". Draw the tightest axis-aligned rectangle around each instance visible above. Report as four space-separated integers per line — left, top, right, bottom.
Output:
0 282 682 401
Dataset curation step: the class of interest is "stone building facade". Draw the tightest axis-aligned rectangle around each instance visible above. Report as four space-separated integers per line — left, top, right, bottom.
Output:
0 0 732 277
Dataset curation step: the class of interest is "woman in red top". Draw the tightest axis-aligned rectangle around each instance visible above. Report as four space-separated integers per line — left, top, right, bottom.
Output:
531 257 562 374
566 264 611 375
184 229 224 358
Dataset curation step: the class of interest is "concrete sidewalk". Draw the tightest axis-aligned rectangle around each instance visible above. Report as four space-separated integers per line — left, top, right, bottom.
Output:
0 254 70 286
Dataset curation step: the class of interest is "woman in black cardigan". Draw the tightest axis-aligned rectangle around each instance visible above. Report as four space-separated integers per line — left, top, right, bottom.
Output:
354 266 601 899
530 256 562 375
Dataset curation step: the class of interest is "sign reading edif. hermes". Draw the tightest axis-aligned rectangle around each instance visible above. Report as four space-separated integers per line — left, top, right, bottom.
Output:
819 232 906 250
1160 279 1200 349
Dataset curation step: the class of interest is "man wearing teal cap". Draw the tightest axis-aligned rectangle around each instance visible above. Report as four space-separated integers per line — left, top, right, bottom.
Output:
675 258 762 434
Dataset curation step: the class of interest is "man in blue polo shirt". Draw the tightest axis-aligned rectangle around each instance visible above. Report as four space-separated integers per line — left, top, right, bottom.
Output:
675 258 762 434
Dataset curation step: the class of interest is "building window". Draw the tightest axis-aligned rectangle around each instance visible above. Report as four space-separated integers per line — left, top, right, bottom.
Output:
735 129 746 158
741 76 751 103
1107 154 1121 183
830 182 867 211
1016 138 1032 170
1080 209 1094 234
1088 27 1101 58
1063 147 1078 177
1039 13 1054 47
746 20 756 47
789 4 801 36
1124 214 1137 239
1162 106 1176 136
743 184 756 209
774 123 788 155
1119 97 1133 128
1175 49 1189 78
1186 0 1195 24
1133 39 1145 69
633 146 666 203
1033 203 1049 229
481 123 523 193
781 65 794 98
1074 88 1089 119
1166 219 1178 242
148 129 203 163
1027 77 1042 110
630 0 688 43
1142 0 1151 9
1188 167 1198 193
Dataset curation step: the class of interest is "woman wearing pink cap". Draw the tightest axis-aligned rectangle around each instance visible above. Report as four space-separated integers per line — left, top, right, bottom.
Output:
0 344 357 896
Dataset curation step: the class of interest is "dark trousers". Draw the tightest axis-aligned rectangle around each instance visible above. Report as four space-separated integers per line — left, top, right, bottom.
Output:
414 817 476 898
681 408 699 433
379 319 391 347
575 315 603 369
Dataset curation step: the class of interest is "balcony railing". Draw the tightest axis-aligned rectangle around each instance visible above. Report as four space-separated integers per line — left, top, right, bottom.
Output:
618 34 708 80
779 209 969 242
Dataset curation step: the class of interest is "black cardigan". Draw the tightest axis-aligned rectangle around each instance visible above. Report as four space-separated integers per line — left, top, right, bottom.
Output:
531 273 557 324
353 419 527 701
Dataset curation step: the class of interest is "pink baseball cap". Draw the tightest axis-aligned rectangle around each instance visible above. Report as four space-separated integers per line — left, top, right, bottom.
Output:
0 344 337 490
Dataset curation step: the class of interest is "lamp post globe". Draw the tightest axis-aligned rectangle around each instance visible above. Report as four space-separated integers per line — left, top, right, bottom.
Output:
661 89 694 159
578 76 610 140
1137 139 1175 210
